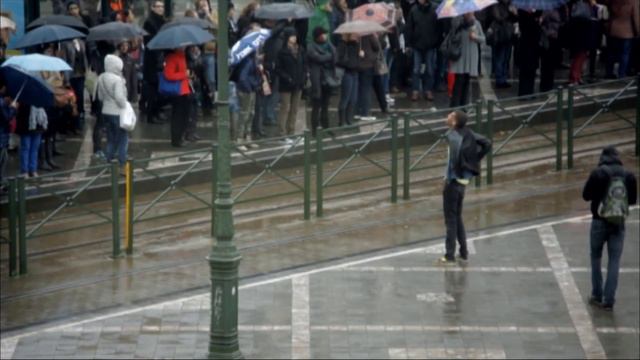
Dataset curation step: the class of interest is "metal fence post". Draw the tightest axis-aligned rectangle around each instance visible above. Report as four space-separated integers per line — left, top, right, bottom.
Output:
567 85 574 169
211 144 218 238
110 161 121 258
125 159 134 255
475 100 483 188
303 130 311 220
636 75 639 157
556 87 564 171
403 114 411 200
316 128 324 217
17 176 27 275
390 116 398 203
486 100 494 185
8 178 18 277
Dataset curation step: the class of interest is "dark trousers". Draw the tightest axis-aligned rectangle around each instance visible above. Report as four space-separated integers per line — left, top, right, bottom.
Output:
540 41 559 92
372 74 388 112
70 76 85 130
92 112 106 153
311 87 331 136
142 80 166 120
590 218 625 306
443 181 467 260
356 68 374 117
449 73 470 108
492 44 511 85
186 94 198 137
171 95 190 146
518 66 537 97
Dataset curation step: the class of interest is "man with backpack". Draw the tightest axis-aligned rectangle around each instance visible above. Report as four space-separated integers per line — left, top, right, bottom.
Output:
582 146 637 311
438 111 491 264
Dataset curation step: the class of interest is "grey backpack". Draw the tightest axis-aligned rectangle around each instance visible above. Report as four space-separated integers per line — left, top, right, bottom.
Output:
597 166 629 225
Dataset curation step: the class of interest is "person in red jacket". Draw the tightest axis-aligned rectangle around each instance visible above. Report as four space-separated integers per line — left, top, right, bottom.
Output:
163 48 192 147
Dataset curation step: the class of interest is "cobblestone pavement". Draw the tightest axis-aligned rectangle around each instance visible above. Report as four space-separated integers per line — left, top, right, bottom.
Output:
2 208 638 359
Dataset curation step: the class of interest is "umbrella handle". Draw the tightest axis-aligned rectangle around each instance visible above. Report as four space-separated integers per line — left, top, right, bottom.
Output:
14 80 27 104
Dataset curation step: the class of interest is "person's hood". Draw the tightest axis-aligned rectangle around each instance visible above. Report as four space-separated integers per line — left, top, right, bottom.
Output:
104 54 123 75
598 145 623 167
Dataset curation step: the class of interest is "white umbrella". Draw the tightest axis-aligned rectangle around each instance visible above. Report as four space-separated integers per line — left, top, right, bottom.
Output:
333 20 387 35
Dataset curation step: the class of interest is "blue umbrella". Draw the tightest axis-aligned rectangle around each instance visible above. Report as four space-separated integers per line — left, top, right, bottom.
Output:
511 0 567 11
0 65 54 108
436 0 497 19
147 25 215 50
12 24 86 49
229 29 271 66
1 54 72 72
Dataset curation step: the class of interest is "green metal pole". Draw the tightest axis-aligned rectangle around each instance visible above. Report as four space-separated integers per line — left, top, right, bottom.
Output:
486 100 494 185
208 0 243 356
567 86 574 169
110 161 121 258
475 100 482 188
635 75 639 157
8 178 18 277
316 128 324 217
403 114 411 200
125 160 134 255
17 176 26 275
303 130 311 220
390 116 398 203
211 144 218 238
556 87 564 171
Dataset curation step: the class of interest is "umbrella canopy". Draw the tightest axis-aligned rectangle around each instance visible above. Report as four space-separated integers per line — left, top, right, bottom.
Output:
12 25 86 49
436 0 497 19
26 15 89 33
160 17 216 31
0 65 54 108
511 0 567 10
348 3 396 28
1 15 16 30
147 25 215 50
333 20 387 35
229 29 271 66
87 22 147 42
254 3 314 20
1 54 72 72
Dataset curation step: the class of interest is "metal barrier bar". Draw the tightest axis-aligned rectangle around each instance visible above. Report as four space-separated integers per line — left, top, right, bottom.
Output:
110 161 121 258
486 100 494 185
390 116 398 203
17 176 27 275
572 80 636 137
211 144 217 238
475 100 482 188
567 86 575 169
303 130 311 220
403 114 411 200
8 178 18 277
125 160 134 255
316 128 323 217
556 87 563 171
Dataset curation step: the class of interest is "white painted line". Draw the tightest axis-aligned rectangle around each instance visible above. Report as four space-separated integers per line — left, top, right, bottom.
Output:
291 275 310 359
2 208 638 347
389 347 506 359
338 266 639 273
538 225 606 359
69 125 94 180
416 292 455 304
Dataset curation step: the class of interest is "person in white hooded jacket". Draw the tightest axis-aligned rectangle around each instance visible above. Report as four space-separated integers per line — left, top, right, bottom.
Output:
97 54 129 168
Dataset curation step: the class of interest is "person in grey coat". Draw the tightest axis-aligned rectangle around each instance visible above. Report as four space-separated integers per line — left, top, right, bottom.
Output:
307 27 337 137
97 55 129 168
449 13 485 108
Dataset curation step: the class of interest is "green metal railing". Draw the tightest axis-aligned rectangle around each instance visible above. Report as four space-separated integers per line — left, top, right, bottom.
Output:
315 116 398 217
567 76 639 168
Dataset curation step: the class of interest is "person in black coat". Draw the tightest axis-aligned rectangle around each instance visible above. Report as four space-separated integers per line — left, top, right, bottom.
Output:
276 27 306 139
582 146 637 310
516 9 542 97
141 0 166 124
307 27 337 136
337 34 360 126
405 0 441 101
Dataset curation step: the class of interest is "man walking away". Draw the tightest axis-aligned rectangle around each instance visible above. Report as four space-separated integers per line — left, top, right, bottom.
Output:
439 111 491 264
582 146 637 311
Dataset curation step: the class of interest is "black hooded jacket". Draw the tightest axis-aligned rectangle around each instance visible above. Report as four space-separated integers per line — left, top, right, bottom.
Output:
582 146 637 220
405 1 442 50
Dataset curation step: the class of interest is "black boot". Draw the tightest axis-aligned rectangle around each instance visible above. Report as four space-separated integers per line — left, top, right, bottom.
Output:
45 138 60 170
38 145 52 171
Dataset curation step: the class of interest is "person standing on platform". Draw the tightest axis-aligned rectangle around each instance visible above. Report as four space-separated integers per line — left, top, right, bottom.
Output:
142 0 167 124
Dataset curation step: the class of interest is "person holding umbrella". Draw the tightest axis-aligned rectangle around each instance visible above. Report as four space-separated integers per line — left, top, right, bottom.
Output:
449 12 485 107
163 47 192 148
336 33 361 127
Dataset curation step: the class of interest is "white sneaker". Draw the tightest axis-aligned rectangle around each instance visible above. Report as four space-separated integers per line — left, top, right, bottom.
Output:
236 145 248 152
247 136 260 149
361 116 377 121
285 138 294 145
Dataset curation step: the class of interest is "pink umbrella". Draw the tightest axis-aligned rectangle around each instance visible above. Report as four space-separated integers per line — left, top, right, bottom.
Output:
347 3 396 29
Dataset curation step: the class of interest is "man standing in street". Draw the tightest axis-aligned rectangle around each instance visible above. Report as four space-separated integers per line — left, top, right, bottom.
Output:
582 146 637 311
439 111 491 264
142 0 167 124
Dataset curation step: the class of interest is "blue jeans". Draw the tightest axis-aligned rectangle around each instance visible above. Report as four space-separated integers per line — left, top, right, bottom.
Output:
357 68 374 117
492 44 511 85
339 70 358 124
382 48 394 95
104 114 128 166
20 133 42 174
412 49 436 92
606 37 632 79
260 91 278 125
590 218 625 306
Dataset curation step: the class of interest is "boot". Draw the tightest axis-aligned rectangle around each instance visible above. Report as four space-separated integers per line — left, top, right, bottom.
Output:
38 146 52 171
45 138 60 170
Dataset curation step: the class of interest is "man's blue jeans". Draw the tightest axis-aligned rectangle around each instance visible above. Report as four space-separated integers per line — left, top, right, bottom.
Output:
492 44 511 85
339 70 358 124
412 49 436 93
606 37 632 79
104 114 128 166
590 218 625 306
20 133 42 174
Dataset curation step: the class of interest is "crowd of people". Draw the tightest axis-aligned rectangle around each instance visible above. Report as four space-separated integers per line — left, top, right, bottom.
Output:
1 0 639 187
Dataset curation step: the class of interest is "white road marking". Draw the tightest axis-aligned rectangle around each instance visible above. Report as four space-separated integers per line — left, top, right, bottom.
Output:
291 275 310 359
416 292 455 303
69 126 94 180
538 225 606 359
389 347 506 359
338 266 639 273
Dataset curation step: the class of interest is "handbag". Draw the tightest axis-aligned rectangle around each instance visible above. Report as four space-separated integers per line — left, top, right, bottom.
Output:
158 72 182 96
324 67 344 88
374 51 388 75
440 25 463 61
119 101 137 132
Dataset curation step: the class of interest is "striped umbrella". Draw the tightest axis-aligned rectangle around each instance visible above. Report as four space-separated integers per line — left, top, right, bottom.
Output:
511 0 567 11
436 0 497 19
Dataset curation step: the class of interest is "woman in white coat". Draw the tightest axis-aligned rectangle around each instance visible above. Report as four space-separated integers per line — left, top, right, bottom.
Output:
97 54 129 168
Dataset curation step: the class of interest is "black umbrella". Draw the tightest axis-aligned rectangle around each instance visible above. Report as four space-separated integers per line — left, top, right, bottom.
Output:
160 17 216 31
87 22 147 43
26 15 89 33
12 24 86 49
148 25 215 50
254 3 314 20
